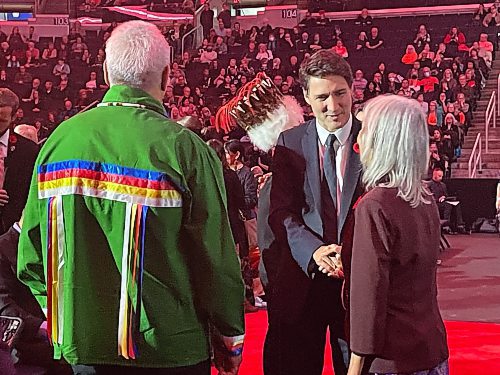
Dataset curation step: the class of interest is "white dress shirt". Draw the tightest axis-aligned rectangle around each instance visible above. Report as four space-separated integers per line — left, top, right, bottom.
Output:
316 114 353 193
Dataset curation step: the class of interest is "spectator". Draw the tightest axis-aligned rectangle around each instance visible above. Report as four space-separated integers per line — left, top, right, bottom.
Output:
364 81 379 100
416 93 429 112
215 19 226 38
214 36 228 55
200 45 217 64
332 39 348 58
482 5 500 27
279 33 296 58
428 168 466 233
316 10 330 27
181 0 194 13
256 43 273 61
299 11 316 28
365 26 384 50
355 31 368 51
418 66 439 99
400 78 415 98
7 27 25 52
217 3 232 30
427 101 441 132
297 32 310 58
200 2 215 38
401 44 418 65
41 42 57 62
352 69 368 92
52 58 70 76
71 36 88 59
13 65 32 85
443 26 468 57
309 33 324 52
428 142 446 176
355 8 373 28
473 3 487 23
477 33 493 68
413 24 431 52
0 27 6 44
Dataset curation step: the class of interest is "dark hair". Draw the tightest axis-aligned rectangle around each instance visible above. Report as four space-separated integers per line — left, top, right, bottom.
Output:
207 139 229 169
299 50 353 91
224 139 245 160
0 88 19 112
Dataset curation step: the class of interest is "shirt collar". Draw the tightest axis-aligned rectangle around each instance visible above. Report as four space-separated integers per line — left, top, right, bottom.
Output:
101 85 166 117
316 113 353 146
0 129 10 148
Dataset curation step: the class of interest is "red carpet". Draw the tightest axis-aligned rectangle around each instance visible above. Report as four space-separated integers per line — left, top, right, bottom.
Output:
212 311 500 375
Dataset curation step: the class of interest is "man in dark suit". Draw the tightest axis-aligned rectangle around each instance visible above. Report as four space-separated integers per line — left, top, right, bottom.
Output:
264 50 363 375
0 88 38 235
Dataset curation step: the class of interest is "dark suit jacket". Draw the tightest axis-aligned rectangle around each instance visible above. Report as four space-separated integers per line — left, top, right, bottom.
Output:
1 133 38 234
266 118 363 323
0 227 45 340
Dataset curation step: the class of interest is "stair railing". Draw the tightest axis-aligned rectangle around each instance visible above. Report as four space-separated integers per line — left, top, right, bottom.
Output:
181 25 202 57
485 90 496 154
468 133 482 178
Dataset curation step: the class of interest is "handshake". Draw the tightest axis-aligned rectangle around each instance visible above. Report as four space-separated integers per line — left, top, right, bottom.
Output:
313 244 344 279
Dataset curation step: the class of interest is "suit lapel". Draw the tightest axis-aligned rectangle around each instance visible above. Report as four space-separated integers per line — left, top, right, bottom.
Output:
301 120 322 217
338 119 362 236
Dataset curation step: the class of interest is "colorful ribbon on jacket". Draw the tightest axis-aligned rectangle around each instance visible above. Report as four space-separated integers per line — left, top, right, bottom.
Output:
46 196 66 345
118 203 149 359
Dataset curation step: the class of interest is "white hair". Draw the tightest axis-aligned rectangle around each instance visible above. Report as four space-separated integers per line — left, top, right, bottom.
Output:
105 21 170 91
358 94 432 207
14 124 38 143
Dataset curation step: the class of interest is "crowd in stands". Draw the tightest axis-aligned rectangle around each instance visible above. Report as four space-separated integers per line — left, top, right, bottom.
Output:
0 3 498 179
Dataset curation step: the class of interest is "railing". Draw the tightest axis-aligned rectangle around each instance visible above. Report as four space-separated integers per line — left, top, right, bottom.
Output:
468 133 482 178
192 5 206 53
485 90 496 154
497 73 500 114
181 25 202 56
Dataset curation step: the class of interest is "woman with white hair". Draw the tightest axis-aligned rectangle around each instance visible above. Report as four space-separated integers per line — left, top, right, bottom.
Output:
347 95 449 375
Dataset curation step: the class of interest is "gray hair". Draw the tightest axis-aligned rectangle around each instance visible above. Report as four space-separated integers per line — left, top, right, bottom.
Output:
358 94 432 207
105 21 170 91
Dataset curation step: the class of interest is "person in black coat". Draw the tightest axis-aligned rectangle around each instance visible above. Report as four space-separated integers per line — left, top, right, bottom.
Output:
0 88 38 235
200 3 215 38
0 221 72 374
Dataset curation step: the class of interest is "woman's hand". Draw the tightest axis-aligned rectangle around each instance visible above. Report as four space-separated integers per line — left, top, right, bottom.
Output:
347 353 365 375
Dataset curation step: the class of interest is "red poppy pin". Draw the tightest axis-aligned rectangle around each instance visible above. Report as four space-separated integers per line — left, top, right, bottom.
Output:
353 193 366 210
9 133 17 152
353 142 360 154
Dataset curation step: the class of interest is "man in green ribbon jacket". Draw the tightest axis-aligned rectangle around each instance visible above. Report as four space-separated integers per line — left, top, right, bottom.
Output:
17 20 245 375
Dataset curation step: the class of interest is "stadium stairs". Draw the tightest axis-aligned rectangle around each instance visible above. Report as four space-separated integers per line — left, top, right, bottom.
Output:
452 51 500 178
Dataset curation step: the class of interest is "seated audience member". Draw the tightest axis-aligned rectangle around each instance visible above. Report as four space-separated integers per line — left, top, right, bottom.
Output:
440 69 457 100
427 101 441 132
316 10 330 27
386 72 401 94
416 93 428 112
473 3 487 23
401 44 418 65
256 43 273 61
477 33 494 68
355 8 373 28
453 92 471 129
352 70 368 92
441 113 460 161
200 45 218 64
428 168 467 233
482 5 500 27
332 39 348 58
443 27 468 57
309 33 324 52
52 58 70 76
418 66 439 100
413 24 431 52
429 142 446 176
468 49 490 81
13 66 32 85
418 43 435 67
365 26 384 50
400 79 415 98
364 81 379 100
41 42 57 62
355 31 368 51
214 36 228 55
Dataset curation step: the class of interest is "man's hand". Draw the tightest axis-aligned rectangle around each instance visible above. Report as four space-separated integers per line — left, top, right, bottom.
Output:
0 189 9 207
213 348 242 375
439 196 446 203
313 244 344 278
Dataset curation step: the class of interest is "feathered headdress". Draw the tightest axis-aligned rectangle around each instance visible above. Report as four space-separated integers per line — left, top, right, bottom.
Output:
215 72 304 152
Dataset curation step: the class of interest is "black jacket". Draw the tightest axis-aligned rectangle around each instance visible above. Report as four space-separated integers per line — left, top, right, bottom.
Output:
1 133 38 235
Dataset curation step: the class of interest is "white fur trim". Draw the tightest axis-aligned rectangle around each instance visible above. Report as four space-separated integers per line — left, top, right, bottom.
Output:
247 96 304 152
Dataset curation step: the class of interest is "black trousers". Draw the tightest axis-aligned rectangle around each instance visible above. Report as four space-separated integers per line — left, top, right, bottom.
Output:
263 275 348 375
71 360 210 375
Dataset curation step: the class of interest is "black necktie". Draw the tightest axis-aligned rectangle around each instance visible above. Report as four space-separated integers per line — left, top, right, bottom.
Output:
323 134 339 210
